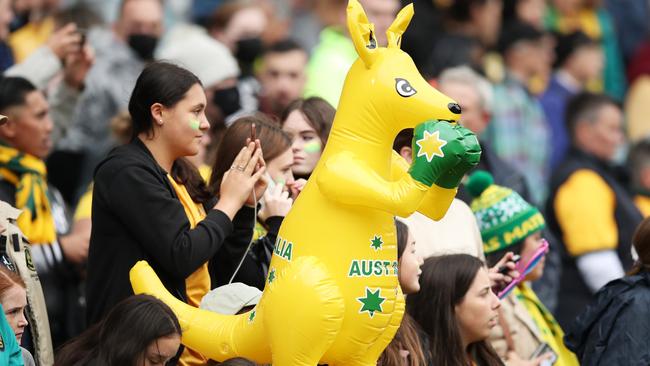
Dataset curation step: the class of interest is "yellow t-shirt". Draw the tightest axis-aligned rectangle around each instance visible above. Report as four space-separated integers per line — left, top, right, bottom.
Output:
74 184 93 221
166 175 209 366
554 170 618 256
8 17 54 62
634 195 650 218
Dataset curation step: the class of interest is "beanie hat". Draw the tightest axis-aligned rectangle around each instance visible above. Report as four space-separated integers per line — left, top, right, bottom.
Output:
466 170 545 254
158 24 240 88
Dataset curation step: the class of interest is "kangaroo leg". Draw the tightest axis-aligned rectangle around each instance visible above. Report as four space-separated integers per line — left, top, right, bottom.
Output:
263 257 345 366
353 288 406 366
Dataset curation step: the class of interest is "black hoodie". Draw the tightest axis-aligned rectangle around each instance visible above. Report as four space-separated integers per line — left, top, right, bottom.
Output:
86 138 254 325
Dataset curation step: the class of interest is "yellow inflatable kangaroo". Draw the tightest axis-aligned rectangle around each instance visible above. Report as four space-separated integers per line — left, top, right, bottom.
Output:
130 1 481 364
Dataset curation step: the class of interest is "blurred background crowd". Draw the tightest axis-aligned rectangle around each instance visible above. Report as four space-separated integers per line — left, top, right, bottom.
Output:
1 0 650 364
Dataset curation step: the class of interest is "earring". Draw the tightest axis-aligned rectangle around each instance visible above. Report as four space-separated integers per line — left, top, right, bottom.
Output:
158 119 163 125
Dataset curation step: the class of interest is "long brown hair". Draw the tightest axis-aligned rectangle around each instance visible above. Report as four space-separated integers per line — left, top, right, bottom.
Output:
407 255 503 366
129 61 213 205
378 219 426 366
208 114 291 195
281 97 335 145
0 266 25 300
630 217 650 275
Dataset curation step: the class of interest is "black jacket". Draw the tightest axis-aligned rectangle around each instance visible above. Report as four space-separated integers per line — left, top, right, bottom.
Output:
546 148 642 328
565 270 650 365
210 216 283 290
86 139 254 324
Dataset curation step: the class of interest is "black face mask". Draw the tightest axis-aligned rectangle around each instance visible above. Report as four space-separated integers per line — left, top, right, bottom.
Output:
127 34 158 61
235 37 263 65
213 86 241 118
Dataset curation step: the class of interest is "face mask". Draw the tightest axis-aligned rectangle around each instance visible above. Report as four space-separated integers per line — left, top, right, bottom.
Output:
127 34 158 61
213 86 241 118
235 37 263 64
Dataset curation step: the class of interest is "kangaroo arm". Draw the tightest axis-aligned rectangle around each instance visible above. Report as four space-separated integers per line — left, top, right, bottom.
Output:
390 151 457 221
317 151 428 217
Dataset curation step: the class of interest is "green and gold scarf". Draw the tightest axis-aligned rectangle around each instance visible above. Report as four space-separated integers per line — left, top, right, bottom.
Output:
0 145 55 244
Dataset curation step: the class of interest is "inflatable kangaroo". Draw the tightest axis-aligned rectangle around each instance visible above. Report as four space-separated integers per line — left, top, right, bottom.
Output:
130 1 481 364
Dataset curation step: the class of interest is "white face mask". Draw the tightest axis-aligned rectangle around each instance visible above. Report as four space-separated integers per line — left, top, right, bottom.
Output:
612 142 629 165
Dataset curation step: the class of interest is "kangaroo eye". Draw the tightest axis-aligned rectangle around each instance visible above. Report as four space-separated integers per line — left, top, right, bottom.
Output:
395 78 417 97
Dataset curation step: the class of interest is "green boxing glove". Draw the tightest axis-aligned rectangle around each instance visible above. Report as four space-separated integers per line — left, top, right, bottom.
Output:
408 121 481 188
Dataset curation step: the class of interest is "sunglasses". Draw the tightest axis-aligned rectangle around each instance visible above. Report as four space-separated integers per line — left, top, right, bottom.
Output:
497 238 549 299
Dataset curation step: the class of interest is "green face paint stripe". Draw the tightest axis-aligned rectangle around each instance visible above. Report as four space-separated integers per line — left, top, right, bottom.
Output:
189 118 201 131
303 140 322 153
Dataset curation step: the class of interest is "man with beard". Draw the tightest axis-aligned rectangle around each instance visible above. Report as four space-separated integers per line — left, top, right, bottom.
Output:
258 39 308 119
64 0 163 200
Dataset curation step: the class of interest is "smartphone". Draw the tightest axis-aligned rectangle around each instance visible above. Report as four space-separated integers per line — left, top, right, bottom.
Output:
497 239 549 299
497 254 521 276
77 27 87 47
531 343 557 365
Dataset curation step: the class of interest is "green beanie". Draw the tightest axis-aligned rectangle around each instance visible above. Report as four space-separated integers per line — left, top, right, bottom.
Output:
466 170 545 254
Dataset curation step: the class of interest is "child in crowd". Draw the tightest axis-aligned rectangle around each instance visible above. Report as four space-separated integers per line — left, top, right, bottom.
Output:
55 294 182 366
378 219 425 366
466 170 578 365
281 97 335 180
0 266 34 365
208 115 298 290
407 254 504 366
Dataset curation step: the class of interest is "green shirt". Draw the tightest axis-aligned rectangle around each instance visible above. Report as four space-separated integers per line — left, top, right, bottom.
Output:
304 27 358 107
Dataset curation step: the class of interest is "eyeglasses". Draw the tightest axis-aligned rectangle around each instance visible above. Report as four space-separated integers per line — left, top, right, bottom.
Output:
497 238 549 299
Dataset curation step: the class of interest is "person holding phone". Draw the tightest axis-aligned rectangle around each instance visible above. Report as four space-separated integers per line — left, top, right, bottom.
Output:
86 61 266 366
466 170 579 366
208 114 301 290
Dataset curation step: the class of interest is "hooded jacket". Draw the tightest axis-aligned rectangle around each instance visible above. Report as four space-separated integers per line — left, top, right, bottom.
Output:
564 270 650 365
86 138 254 325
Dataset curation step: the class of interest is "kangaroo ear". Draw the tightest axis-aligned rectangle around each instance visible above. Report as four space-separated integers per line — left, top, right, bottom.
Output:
387 3 414 49
347 0 379 68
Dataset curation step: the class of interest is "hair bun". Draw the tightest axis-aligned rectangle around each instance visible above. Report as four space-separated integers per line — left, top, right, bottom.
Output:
466 170 494 198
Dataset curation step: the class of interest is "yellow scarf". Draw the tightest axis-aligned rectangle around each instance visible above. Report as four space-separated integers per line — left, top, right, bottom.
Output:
0 145 56 244
515 284 579 366
166 174 210 366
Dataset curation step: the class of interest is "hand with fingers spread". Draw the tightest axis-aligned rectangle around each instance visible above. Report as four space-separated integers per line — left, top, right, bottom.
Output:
259 180 293 222
214 141 267 219
47 23 82 60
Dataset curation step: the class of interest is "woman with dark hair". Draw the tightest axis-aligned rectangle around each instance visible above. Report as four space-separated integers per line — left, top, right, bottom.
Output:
208 114 296 289
56 294 182 366
407 254 504 366
565 216 650 365
378 219 426 366
86 61 266 365
281 97 335 180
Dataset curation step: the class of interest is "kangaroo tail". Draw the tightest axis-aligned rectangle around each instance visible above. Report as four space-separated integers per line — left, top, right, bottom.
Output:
129 261 271 363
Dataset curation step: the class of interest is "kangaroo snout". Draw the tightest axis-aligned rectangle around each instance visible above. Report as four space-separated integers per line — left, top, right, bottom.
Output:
448 103 462 115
